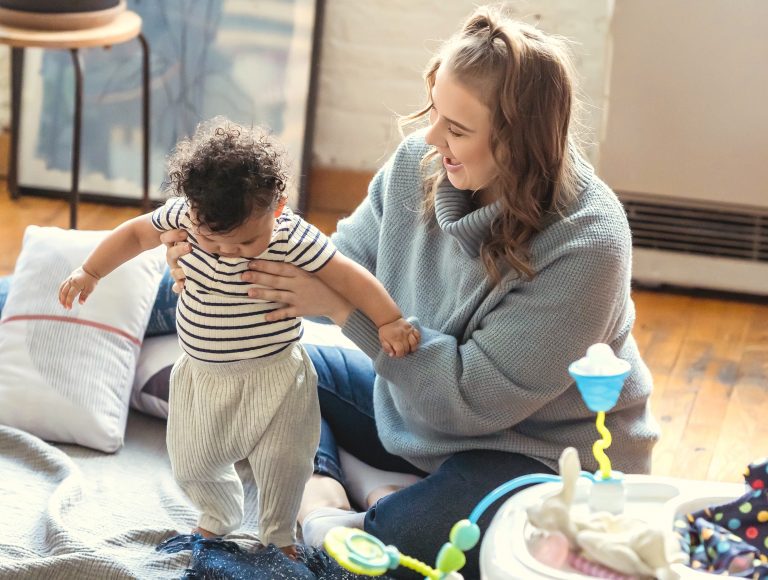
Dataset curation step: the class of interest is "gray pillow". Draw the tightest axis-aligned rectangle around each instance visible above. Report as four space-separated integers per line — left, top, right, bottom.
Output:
131 333 180 419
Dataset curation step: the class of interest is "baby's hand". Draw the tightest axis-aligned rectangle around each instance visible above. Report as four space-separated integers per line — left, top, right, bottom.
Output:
378 318 420 358
59 267 99 310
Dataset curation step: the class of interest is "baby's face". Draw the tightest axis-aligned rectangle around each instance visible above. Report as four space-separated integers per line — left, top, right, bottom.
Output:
192 208 276 259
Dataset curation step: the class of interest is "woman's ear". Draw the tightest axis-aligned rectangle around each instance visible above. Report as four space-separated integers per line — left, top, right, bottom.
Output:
274 197 287 217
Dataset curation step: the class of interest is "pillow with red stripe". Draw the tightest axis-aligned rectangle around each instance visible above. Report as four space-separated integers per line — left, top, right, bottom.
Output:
0 226 165 452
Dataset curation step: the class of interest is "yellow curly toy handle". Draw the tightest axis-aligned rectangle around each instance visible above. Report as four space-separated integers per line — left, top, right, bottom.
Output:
398 554 441 579
592 411 613 479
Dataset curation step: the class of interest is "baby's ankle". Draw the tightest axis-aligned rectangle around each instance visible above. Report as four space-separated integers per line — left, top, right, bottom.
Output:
192 526 220 539
280 544 299 560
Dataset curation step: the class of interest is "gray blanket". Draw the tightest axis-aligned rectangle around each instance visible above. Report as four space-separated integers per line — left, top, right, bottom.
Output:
0 412 264 579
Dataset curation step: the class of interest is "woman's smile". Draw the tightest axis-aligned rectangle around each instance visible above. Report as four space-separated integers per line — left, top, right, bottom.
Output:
443 156 464 173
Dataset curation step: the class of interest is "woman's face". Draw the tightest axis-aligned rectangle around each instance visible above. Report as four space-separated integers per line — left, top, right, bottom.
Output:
424 65 497 193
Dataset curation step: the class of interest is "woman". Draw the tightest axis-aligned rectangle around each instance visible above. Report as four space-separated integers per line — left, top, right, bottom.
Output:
163 6 658 577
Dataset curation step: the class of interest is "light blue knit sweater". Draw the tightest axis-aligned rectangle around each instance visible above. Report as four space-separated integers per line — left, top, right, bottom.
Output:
336 130 659 474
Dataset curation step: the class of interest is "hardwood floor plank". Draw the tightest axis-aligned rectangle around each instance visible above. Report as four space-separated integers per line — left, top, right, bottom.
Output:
1 193 140 275
706 307 768 481
673 302 752 479
632 291 694 477
651 298 756 480
632 291 693 381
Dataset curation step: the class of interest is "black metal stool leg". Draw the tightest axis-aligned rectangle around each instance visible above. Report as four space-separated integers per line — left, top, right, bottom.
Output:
138 33 150 212
8 47 23 200
70 48 83 229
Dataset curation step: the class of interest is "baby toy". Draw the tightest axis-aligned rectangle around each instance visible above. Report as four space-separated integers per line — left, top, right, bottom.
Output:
323 343 677 579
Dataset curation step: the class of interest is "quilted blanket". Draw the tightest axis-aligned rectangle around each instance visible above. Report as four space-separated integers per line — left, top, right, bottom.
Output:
0 413 224 579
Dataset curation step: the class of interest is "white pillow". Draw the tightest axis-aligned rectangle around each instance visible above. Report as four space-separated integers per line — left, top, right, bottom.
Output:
0 226 165 452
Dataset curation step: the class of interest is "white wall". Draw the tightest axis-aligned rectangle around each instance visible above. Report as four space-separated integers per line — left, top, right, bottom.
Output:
600 0 768 208
312 0 614 170
0 1 613 172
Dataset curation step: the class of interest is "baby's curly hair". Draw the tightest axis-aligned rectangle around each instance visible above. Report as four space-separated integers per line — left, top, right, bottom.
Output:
166 116 288 233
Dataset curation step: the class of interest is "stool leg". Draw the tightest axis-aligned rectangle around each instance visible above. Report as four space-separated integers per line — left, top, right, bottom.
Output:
69 48 84 230
138 33 150 213
8 47 23 200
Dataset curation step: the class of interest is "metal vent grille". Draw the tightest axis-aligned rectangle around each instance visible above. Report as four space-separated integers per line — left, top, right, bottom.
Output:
622 197 768 263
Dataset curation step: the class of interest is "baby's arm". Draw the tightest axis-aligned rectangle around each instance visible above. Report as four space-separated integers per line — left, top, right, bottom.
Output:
59 213 162 309
313 252 420 357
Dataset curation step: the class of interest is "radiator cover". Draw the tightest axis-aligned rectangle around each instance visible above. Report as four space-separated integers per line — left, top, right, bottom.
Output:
618 193 768 296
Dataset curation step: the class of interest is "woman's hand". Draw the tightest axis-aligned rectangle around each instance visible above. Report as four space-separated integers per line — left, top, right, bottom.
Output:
242 260 354 325
159 229 191 294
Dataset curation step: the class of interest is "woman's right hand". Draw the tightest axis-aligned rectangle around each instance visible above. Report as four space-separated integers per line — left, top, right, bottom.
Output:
159 229 191 294
242 260 354 326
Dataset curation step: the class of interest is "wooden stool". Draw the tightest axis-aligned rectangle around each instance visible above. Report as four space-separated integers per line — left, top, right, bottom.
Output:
0 11 150 228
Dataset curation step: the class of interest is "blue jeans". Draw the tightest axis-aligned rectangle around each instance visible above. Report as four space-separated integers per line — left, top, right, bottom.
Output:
305 344 556 580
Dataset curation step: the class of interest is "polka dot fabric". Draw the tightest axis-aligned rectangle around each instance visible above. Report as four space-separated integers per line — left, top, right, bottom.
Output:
745 457 768 493
675 457 768 577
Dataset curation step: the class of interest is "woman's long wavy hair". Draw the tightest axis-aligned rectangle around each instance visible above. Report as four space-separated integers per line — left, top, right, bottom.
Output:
404 6 584 282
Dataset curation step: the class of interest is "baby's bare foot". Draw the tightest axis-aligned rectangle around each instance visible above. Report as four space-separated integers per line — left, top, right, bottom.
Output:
192 526 220 539
280 544 299 560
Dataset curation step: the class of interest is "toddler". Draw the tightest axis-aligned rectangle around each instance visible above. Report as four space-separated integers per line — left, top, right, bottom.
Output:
58 118 419 558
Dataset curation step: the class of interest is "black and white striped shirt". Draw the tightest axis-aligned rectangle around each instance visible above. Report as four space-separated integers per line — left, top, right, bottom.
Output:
151 197 336 362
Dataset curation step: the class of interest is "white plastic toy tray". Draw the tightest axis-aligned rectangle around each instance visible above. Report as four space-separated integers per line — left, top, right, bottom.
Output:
480 475 746 579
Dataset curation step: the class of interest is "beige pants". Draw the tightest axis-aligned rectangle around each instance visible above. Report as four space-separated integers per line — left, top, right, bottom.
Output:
166 342 320 547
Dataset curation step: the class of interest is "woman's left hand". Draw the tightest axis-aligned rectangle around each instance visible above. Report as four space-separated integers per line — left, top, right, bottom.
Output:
159 229 191 294
242 260 353 325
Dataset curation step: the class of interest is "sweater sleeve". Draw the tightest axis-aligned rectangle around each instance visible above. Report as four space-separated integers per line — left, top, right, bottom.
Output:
342 213 633 437
330 158 392 276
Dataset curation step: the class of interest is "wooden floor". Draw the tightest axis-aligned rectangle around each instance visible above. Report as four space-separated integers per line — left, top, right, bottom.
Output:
1 191 766 483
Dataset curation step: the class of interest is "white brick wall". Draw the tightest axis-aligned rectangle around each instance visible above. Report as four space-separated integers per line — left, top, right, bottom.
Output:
0 1 613 171
313 0 615 170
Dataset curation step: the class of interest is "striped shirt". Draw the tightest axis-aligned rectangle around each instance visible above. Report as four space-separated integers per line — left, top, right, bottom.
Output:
151 197 336 362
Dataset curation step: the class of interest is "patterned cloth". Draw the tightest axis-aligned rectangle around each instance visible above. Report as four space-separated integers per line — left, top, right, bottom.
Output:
675 458 768 577
156 534 390 579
